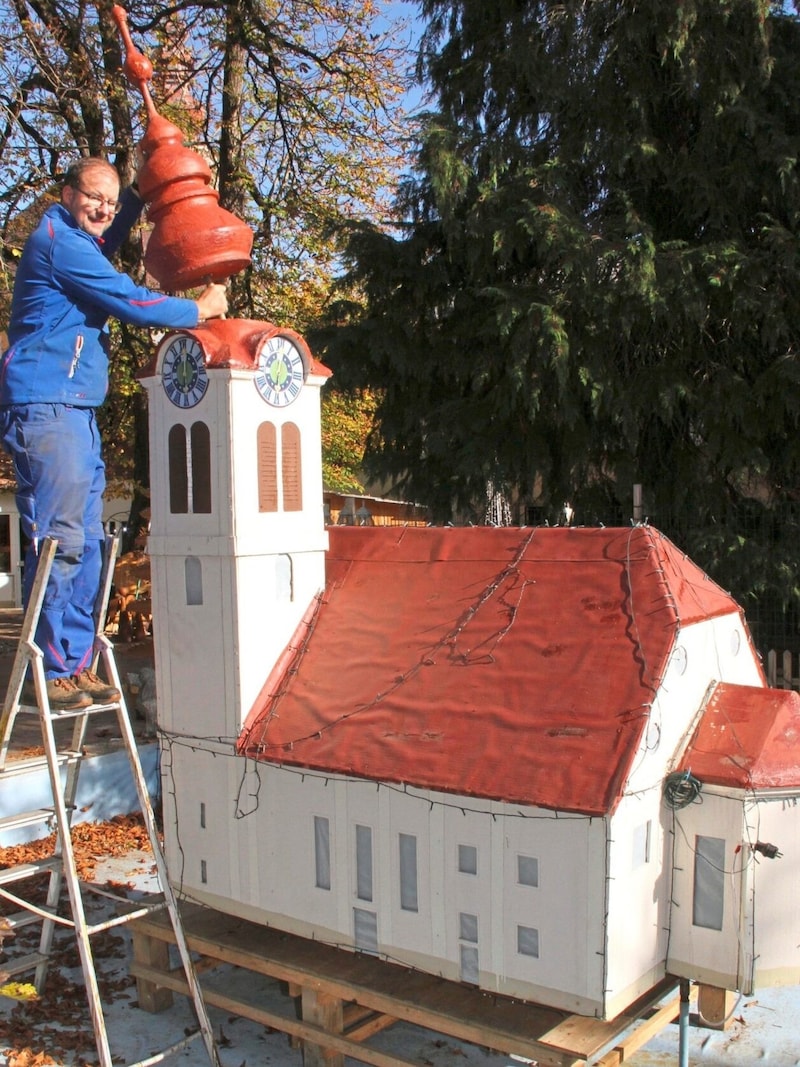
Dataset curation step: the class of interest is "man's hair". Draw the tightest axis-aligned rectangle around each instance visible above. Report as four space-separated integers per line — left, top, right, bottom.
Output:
63 158 119 188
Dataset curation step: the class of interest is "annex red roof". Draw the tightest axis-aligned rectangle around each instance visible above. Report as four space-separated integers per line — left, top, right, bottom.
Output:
239 525 744 815
678 682 800 790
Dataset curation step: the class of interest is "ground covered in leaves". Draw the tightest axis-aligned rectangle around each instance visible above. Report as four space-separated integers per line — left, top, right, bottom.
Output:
0 815 154 1066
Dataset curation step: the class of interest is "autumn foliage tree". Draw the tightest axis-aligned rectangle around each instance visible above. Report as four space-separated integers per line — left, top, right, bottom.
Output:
0 0 411 509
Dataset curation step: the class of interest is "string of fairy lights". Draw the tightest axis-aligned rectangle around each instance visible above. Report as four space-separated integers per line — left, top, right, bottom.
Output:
157 522 786 988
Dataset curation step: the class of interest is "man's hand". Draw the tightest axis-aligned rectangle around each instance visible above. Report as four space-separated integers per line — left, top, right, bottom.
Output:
195 283 228 321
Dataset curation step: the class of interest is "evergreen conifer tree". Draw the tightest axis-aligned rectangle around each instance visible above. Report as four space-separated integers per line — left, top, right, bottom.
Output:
326 0 800 648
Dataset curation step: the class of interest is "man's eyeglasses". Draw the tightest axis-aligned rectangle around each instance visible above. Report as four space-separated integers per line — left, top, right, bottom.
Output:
73 185 122 214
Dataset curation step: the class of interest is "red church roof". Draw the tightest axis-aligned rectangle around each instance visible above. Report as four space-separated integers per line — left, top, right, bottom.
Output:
239 525 745 815
678 682 800 790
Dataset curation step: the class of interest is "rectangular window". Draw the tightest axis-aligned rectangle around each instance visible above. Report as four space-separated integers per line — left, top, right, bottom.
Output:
693 835 725 931
356 824 373 902
459 912 479 984
458 844 477 875
314 816 331 891
517 854 539 887
517 925 540 958
399 833 418 912
353 908 378 953
633 821 652 869
459 912 478 943
185 556 203 605
460 944 479 984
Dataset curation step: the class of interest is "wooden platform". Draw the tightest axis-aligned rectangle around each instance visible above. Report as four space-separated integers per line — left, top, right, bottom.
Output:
129 901 681 1067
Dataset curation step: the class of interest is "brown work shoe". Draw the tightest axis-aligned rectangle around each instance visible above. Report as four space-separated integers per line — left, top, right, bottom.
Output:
72 669 121 704
21 676 93 710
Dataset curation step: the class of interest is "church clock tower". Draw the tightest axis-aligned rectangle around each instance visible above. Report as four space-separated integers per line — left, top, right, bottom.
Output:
139 319 330 741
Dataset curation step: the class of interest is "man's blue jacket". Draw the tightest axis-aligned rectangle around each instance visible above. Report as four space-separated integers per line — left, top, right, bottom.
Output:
0 190 199 407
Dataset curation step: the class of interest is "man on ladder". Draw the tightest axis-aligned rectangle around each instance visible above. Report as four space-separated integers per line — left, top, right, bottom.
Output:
0 155 227 710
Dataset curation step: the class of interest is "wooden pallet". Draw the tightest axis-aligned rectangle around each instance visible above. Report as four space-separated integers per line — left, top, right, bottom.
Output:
129 901 682 1067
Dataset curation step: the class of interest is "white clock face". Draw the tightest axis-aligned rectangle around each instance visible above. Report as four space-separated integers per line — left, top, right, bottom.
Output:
254 335 305 407
161 334 209 408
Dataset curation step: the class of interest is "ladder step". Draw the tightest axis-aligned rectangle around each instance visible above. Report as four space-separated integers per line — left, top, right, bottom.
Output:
15 697 120 717
0 750 82 777
85 898 168 937
0 951 49 978
0 807 54 834
49 698 121 718
0 856 61 886
4 908 54 932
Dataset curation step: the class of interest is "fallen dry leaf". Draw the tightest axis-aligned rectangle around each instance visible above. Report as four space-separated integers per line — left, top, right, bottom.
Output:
0 813 154 882
0 814 156 1064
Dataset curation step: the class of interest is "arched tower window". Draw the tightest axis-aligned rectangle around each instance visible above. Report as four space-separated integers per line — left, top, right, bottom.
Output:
191 422 212 513
168 422 212 514
257 423 278 512
168 425 188 514
282 423 302 512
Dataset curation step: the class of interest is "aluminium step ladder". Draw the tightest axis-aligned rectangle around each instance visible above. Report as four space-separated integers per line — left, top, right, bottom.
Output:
0 534 221 1067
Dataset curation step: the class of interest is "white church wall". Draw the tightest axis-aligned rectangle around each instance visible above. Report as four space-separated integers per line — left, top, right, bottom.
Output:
150 543 326 737
666 789 747 990
492 805 607 1014
441 803 492 985
149 552 234 738
624 612 762 805
594 611 761 1015
165 739 800 1010
162 743 612 1016
603 792 670 1018
749 795 800 988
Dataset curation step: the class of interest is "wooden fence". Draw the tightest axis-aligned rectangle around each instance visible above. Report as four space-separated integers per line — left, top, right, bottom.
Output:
766 650 800 691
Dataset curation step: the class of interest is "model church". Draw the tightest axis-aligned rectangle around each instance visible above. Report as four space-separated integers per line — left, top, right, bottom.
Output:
139 314 800 1022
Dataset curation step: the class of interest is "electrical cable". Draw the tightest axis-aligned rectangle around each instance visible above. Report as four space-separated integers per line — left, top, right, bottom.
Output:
663 770 703 809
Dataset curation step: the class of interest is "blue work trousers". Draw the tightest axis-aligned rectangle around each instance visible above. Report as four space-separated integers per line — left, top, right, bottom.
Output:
0 404 105 678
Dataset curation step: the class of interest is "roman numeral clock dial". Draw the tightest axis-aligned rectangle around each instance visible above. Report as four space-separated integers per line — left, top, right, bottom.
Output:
254 335 306 407
160 333 209 408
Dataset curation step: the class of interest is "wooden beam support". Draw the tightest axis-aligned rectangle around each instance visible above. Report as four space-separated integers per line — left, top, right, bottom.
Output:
129 904 681 1067
131 929 173 1013
696 984 736 1031
302 988 345 1067
592 992 681 1066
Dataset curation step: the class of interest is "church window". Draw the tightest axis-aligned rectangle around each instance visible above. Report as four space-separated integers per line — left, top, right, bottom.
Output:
353 908 378 953
518 855 539 887
693 835 725 931
517 925 540 958
168 425 188 513
168 422 211 513
282 423 302 511
257 423 278 512
459 913 479 984
356 824 373 902
185 556 203 605
314 815 331 890
458 844 478 875
399 833 418 912
633 821 652 869
190 422 211 513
